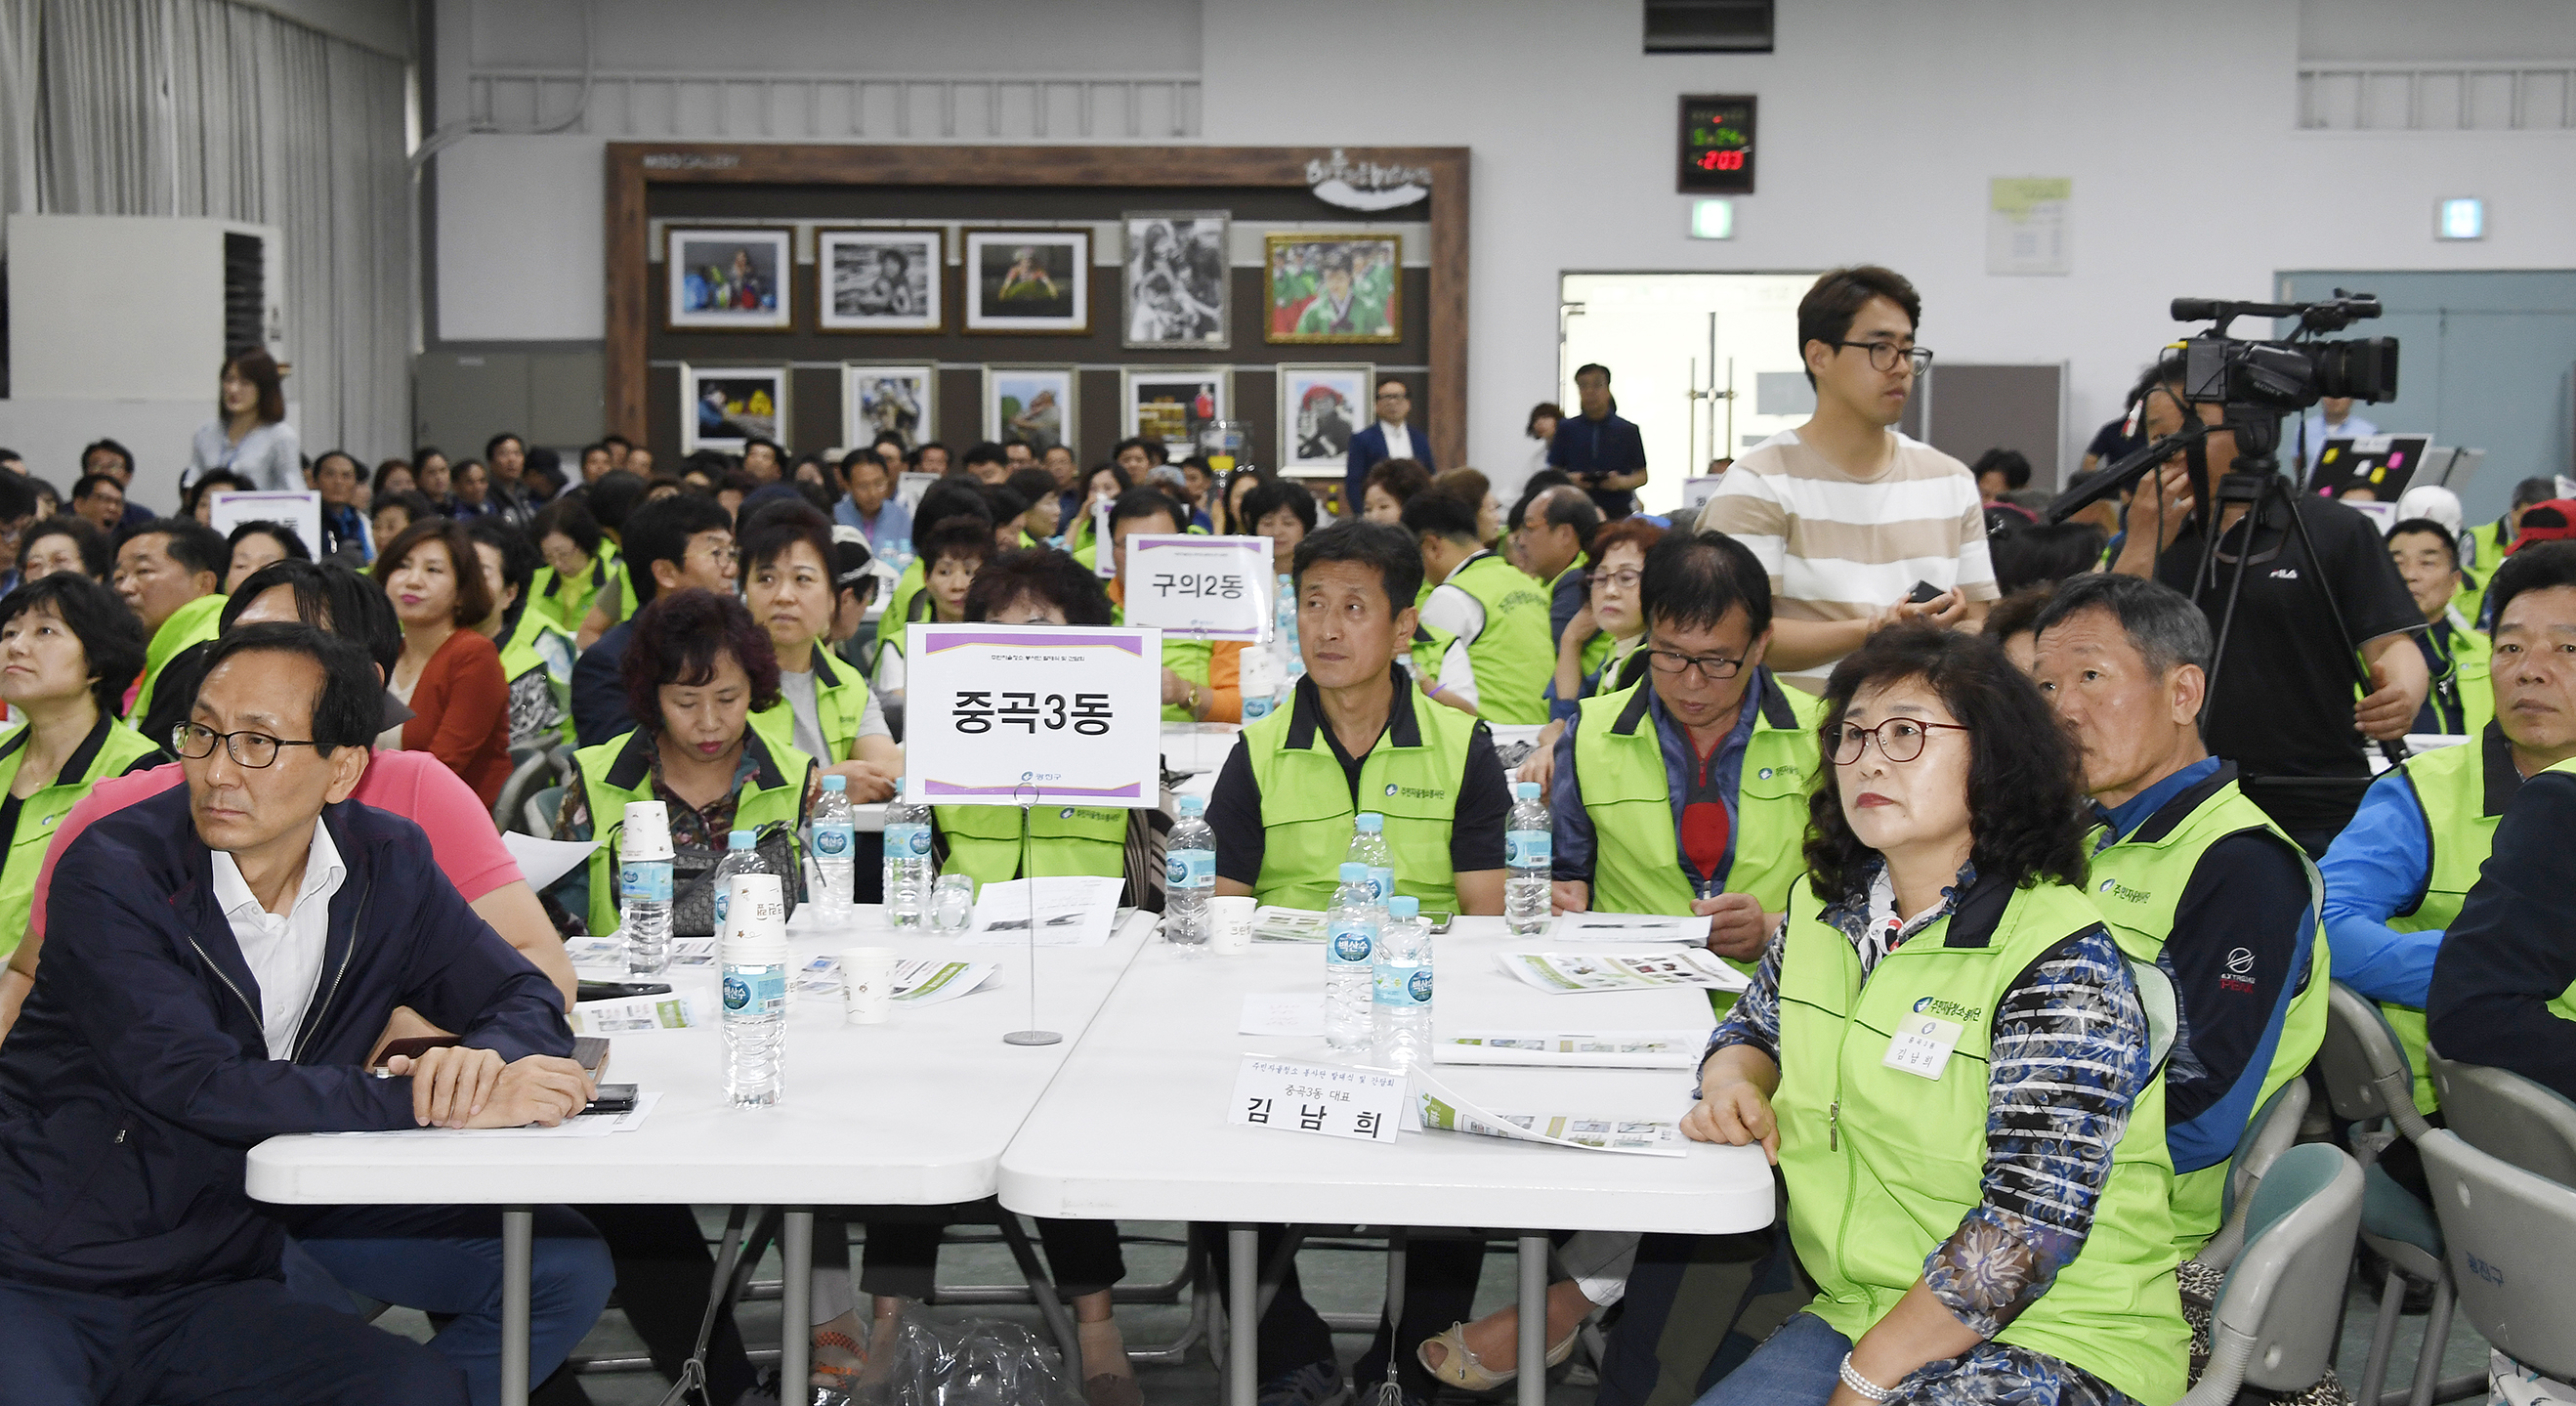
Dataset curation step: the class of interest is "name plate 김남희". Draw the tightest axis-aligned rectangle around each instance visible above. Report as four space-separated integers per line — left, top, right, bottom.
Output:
1228 1054 1406 1144
902 623 1163 810
1119 534 1274 642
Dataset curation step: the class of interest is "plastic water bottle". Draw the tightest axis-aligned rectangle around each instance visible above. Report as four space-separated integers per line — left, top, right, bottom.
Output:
882 794 934 927
1348 813 1393 908
618 801 674 975
1505 781 1551 936
1165 795 1215 954
1238 642 1279 723
721 873 787 1107
1326 862 1379 1053
1275 574 1306 688
707 831 770 933
1372 895 1433 1069
810 777 856 920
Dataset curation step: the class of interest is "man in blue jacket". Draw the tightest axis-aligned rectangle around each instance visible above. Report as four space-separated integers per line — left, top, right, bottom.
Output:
0 622 600 1406
1343 377 1433 517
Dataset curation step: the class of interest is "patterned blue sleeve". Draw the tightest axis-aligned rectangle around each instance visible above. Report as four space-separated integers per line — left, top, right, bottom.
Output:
1921 922 2149 1336
1697 920 1786 1095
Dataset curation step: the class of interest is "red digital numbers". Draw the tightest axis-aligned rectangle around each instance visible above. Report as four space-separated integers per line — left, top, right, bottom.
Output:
1695 149 1746 172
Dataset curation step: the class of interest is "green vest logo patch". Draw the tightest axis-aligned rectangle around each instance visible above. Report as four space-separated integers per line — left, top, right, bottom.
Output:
1911 996 1983 1023
1385 784 1447 800
2096 877 2151 904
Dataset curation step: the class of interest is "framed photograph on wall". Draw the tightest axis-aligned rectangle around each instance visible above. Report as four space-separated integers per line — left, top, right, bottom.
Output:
1121 212 1229 350
681 363 789 453
842 362 937 451
984 365 1077 455
818 229 944 332
1263 233 1400 344
666 228 792 330
1122 368 1230 456
1277 363 1372 472
962 229 1090 334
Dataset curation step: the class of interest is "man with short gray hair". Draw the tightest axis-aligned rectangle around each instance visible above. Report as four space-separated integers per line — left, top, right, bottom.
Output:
2030 573 2326 1257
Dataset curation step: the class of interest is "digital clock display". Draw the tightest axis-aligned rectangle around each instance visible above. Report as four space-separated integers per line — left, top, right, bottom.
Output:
1677 95 1756 195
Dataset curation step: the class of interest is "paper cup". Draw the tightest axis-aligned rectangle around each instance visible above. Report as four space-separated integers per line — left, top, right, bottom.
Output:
619 800 673 860
841 945 900 1025
1208 896 1257 954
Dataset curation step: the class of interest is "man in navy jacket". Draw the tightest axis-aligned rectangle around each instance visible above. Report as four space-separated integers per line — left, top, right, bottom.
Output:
1343 377 1433 518
0 623 596 1406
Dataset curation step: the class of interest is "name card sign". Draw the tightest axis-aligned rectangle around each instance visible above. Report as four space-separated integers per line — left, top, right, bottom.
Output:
208 490 324 562
903 623 1161 809
1121 534 1272 642
1227 1054 1405 1144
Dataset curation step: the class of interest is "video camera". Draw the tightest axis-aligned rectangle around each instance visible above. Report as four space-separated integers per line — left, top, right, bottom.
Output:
2165 291 2399 457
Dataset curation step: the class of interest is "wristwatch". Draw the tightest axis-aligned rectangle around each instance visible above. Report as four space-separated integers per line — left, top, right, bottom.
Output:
1185 683 1204 716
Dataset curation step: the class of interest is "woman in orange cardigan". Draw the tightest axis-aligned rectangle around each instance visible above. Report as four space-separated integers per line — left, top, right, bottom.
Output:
374 518 513 804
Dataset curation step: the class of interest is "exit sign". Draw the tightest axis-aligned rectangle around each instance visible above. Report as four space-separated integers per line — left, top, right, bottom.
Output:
1677 95 1756 195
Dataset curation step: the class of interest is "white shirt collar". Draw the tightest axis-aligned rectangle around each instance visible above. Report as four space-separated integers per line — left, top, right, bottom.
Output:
211 815 345 922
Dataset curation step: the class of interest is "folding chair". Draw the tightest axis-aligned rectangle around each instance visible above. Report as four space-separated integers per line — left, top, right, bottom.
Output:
2428 1048 2576 1188
2418 1129 2576 1388
2177 1144 2363 1405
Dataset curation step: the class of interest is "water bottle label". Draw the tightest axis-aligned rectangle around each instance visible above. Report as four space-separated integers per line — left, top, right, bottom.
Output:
1506 830 1552 870
1165 848 1215 889
814 824 854 859
885 823 931 857
1372 961 1433 1006
1243 695 1271 720
1328 921 1374 966
722 964 785 1015
619 860 673 904
1367 868 1393 903
713 889 730 924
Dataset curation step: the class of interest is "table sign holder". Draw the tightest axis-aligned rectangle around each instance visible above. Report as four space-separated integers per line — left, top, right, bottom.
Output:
1123 534 1277 745
902 621 1163 1047
1001 783 1060 1046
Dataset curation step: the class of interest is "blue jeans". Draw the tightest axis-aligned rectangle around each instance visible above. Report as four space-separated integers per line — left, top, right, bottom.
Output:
1693 1312 1850 1406
284 1204 613 1406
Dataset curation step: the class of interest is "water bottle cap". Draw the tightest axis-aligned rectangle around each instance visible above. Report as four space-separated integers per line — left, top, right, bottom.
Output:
1356 812 1384 832
1388 896 1419 917
1178 794 1205 817
1339 862 1369 881
728 830 755 850
821 775 847 791
1514 781 1540 800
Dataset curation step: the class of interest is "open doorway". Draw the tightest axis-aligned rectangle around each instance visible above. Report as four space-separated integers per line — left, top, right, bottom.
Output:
1558 272 1818 517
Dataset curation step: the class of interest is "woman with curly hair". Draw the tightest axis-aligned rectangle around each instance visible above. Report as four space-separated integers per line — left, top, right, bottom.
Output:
1684 623 2187 1406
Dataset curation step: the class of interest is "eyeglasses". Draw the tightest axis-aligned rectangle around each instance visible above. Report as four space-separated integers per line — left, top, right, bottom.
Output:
1829 719 1970 765
1590 569 1642 592
1376 390 1410 402
1833 341 1935 374
1643 648 1746 681
172 722 324 769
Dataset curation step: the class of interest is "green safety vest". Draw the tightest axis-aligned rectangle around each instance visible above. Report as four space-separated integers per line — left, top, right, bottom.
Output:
2085 762 2328 1254
936 802 1127 889
1441 553 1553 724
130 594 228 728
0 714 166 956
1773 877 2190 1405
875 559 928 650
1405 620 1457 696
2381 726 2549 1113
749 643 873 765
1569 671 1820 922
2455 518 2513 624
568 726 815 938
528 545 622 637
1110 596 1216 724
496 605 576 750
1241 667 1484 913
2428 615 2493 739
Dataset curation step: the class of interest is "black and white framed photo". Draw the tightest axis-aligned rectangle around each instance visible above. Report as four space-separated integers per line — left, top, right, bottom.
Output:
962 229 1090 334
682 363 789 453
1122 368 1229 456
984 365 1077 454
841 363 936 450
666 228 792 330
818 229 944 332
1277 363 1372 471
1121 212 1229 350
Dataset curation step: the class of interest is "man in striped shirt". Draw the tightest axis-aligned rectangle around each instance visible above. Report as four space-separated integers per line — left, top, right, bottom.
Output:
1696 266 1995 692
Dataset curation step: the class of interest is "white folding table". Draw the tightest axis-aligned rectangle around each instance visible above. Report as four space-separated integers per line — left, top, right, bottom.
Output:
996 917 1777 1406
247 906 1156 1406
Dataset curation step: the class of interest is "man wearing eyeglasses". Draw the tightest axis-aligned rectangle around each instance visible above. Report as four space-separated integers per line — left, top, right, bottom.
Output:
1696 266 1996 694
1549 529 1822 970
0 623 604 1406
1342 377 1434 523
2029 574 2323 1257
570 492 739 747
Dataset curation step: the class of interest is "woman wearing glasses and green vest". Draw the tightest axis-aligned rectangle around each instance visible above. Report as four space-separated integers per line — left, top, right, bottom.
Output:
0 574 162 955
1685 624 2186 1406
739 500 903 803
1102 488 1244 724
554 589 817 939
528 497 625 639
